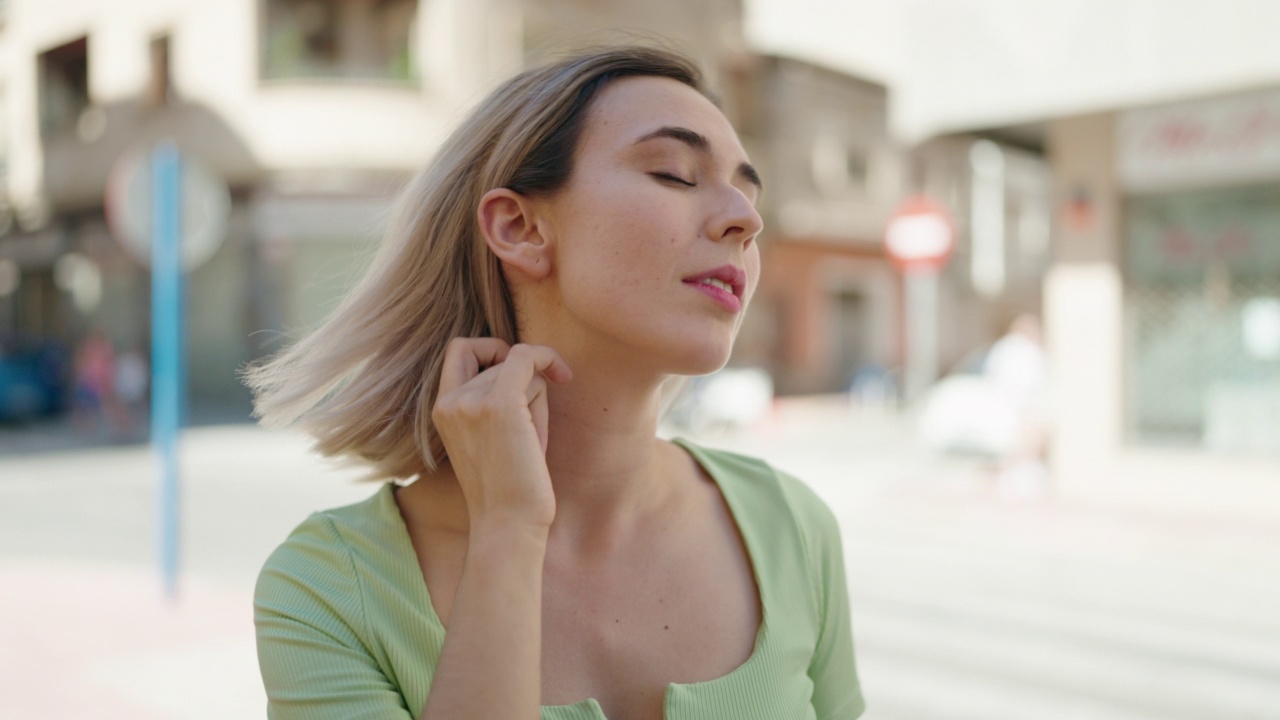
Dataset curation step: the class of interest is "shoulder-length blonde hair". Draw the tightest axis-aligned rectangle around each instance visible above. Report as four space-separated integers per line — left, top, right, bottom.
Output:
243 46 708 481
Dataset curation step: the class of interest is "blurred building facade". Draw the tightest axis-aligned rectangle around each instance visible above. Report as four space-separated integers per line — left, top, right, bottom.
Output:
0 0 1052 423
0 0 756 418
900 132 1053 396
732 55 904 396
956 87 1280 477
0 0 533 415
703 54 1052 398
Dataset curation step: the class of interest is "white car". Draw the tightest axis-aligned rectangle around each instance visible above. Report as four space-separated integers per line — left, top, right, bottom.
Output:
665 367 774 434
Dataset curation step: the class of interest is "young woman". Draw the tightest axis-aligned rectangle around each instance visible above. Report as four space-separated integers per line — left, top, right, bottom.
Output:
248 46 864 720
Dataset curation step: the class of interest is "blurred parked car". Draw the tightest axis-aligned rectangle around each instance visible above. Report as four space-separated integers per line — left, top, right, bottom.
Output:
917 373 1021 457
846 362 902 411
917 317 1050 460
0 339 68 422
665 367 774 434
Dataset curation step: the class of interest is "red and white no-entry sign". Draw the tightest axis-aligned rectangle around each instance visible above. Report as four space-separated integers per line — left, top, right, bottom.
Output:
884 194 955 401
884 194 954 271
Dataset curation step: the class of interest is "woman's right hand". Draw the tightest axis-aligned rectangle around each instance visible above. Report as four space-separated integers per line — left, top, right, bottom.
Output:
431 338 573 532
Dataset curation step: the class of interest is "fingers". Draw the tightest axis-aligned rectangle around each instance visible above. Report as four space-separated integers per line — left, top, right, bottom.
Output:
431 340 570 481
493 344 573 401
522 344 573 383
438 337 512 394
438 339 572 398
529 374 550 454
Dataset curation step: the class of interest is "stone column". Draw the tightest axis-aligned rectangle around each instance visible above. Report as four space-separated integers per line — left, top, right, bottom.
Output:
1044 112 1124 485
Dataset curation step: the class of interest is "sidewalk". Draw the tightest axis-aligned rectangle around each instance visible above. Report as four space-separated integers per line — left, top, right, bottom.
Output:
1 426 372 720
0 560 260 720
1059 448 1280 527
2 400 1277 719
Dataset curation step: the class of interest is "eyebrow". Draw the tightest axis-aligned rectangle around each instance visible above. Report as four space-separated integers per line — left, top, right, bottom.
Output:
633 126 763 192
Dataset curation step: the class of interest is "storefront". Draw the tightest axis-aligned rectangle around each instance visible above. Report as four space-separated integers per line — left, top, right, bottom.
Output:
1119 89 1280 454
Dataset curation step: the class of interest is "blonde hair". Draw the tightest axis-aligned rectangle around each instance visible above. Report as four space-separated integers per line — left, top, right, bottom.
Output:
243 46 707 481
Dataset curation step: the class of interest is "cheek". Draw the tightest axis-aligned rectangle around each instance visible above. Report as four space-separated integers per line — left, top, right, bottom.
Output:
744 245 763 300
562 188 679 293
554 230 662 322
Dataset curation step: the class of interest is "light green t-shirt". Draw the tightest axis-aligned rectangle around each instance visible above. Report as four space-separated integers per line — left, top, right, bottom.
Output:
255 437 865 719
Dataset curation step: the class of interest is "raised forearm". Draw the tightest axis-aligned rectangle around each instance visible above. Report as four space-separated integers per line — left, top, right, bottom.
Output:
420 519 549 720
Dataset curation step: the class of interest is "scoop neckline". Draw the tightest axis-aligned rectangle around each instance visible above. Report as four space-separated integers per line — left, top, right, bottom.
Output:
382 437 772 717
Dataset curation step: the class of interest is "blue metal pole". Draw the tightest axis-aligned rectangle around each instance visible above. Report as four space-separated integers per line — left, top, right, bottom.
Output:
151 142 183 601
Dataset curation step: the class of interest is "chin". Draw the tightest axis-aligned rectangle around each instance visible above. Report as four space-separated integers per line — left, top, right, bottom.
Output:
589 312 739 376
661 333 736 376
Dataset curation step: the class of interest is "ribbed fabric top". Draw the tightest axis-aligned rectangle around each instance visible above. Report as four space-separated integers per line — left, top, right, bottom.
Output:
254 437 865 719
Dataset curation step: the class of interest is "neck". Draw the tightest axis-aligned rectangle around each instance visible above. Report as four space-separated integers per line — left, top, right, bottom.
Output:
540 359 678 551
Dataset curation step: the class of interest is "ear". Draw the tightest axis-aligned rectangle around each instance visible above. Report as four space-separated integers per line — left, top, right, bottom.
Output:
477 188 552 280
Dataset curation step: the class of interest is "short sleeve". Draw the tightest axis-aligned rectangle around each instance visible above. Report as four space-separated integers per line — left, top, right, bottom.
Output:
791 478 866 719
255 514 413 720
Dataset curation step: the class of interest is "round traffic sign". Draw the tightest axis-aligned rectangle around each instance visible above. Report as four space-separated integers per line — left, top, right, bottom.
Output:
105 143 230 272
884 194 955 271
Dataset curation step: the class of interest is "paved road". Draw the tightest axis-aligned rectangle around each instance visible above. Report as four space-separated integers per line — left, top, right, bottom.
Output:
2 402 1278 719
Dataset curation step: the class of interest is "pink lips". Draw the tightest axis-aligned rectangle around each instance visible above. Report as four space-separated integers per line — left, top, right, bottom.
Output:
682 265 746 312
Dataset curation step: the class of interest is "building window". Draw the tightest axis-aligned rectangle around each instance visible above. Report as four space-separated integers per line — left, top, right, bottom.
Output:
810 133 868 197
261 0 416 82
38 37 90 136
148 35 173 105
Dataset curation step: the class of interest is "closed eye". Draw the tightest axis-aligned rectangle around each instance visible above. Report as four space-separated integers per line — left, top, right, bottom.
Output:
650 172 696 188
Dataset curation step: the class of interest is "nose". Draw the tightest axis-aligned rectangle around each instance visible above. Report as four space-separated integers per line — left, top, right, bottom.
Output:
708 186 763 245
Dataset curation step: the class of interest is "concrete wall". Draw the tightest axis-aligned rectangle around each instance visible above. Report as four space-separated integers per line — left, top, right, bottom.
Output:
893 0 1280 140
748 0 1280 141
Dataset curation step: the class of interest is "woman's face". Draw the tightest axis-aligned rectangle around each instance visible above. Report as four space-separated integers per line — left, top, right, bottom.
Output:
536 75 763 376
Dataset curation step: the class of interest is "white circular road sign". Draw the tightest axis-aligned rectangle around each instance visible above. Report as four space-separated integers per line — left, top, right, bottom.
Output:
884 195 955 271
106 144 230 272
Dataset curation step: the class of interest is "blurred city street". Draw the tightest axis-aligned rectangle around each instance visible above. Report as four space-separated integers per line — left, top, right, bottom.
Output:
3 0 1280 718
3 397 1278 720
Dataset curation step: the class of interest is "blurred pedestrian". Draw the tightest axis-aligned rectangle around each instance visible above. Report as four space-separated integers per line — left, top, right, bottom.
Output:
245 46 864 720
984 314 1051 499
848 362 898 413
72 330 115 436
113 347 148 438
